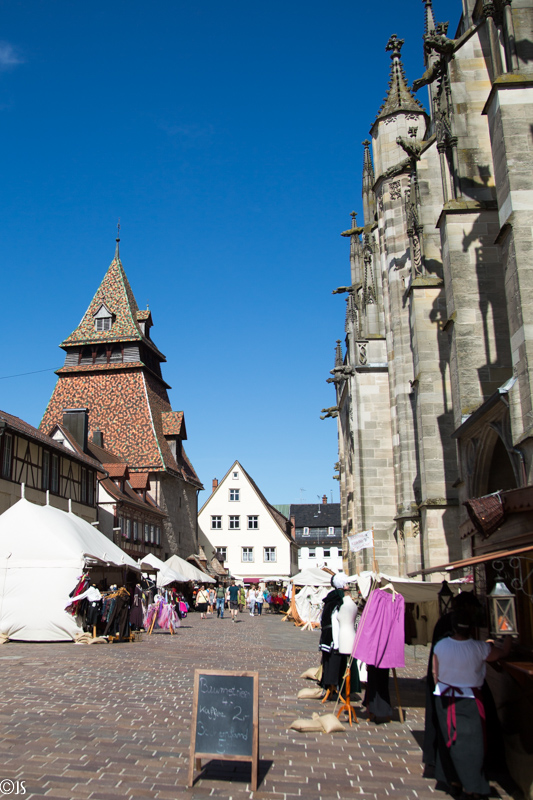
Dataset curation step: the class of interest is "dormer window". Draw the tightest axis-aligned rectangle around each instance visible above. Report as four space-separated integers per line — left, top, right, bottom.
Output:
93 303 114 332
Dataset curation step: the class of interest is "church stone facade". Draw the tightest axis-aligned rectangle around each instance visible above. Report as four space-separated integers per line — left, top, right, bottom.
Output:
329 0 533 579
40 241 203 558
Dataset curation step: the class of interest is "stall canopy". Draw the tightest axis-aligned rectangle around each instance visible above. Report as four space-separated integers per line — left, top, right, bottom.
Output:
355 570 469 603
164 554 216 583
138 553 188 586
291 568 333 586
0 498 140 642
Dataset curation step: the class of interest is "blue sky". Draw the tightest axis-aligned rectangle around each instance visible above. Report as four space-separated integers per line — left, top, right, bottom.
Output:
0 0 456 507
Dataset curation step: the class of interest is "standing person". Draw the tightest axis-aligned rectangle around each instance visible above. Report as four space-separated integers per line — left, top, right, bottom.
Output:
255 588 264 616
195 585 209 620
208 586 216 615
215 584 225 618
227 580 240 622
248 586 257 617
432 609 511 798
238 584 246 613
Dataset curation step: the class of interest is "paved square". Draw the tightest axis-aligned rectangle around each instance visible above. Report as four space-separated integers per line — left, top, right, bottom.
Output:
0 612 517 799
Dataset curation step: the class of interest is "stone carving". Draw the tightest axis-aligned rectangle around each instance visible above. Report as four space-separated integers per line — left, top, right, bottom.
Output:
326 365 355 384
382 158 411 180
389 181 402 200
384 116 398 125
412 520 420 538
378 192 384 212
320 406 339 420
358 343 368 366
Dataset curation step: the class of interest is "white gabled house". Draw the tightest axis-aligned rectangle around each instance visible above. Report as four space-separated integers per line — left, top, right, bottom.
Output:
197 461 298 580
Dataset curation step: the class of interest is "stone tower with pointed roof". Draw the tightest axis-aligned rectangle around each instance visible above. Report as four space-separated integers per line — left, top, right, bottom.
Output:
40 243 203 558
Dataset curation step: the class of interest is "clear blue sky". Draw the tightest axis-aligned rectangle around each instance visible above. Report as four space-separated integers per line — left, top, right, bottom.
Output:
1 0 455 507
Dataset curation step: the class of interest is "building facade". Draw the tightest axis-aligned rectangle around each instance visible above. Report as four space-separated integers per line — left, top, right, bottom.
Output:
40 241 203 557
198 461 298 580
0 410 99 522
329 2 533 792
329 0 533 582
290 499 343 573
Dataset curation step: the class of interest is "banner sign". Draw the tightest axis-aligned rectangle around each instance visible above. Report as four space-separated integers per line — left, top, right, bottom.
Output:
348 529 373 553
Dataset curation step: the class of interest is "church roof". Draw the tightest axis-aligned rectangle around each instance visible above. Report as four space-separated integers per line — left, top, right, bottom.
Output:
60 253 162 353
374 34 426 124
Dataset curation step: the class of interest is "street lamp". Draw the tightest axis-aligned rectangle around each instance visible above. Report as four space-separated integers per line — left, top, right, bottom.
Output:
438 580 454 617
488 580 518 636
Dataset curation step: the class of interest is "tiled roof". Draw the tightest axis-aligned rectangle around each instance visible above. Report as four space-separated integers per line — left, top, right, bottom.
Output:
0 410 100 470
61 256 150 348
99 475 166 518
161 411 185 439
290 504 341 528
128 472 150 490
103 462 128 479
56 362 171 389
137 310 152 322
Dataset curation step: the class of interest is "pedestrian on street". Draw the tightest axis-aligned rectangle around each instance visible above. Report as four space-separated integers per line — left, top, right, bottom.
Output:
207 587 216 615
238 585 246 613
248 587 257 616
227 580 240 621
195 585 209 620
255 589 264 616
215 584 225 618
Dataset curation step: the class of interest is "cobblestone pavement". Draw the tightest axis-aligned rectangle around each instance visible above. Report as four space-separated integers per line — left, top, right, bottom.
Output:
0 611 520 800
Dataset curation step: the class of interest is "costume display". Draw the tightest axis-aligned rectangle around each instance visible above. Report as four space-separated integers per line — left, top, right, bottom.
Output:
144 595 181 632
353 588 405 669
129 584 144 630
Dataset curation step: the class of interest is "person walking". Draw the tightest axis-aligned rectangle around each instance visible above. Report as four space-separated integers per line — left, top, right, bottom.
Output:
215 584 225 618
227 580 240 622
432 608 511 798
195 585 210 620
248 587 257 616
238 585 246 613
255 588 264 616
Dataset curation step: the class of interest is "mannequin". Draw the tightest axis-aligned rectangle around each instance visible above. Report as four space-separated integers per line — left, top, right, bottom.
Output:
338 592 357 655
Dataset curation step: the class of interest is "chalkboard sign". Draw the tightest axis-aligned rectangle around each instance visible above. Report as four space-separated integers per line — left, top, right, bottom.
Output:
188 670 259 789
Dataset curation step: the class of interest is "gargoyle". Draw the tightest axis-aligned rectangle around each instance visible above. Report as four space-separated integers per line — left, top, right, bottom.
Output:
320 406 339 420
396 136 422 161
326 365 355 383
381 158 411 180
423 30 455 58
332 286 354 295
412 60 442 93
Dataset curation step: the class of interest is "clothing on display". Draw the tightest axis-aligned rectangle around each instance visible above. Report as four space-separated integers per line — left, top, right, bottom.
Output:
353 588 405 669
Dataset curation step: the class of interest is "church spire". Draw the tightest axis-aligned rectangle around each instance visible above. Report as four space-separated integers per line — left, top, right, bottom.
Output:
115 220 120 261
334 339 343 368
362 140 376 225
374 34 425 122
423 0 437 35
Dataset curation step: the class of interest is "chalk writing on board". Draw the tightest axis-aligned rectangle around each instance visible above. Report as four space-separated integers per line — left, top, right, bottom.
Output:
194 674 254 757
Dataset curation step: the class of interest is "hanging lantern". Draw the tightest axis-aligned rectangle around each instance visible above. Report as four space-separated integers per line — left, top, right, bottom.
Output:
438 580 454 617
488 581 518 636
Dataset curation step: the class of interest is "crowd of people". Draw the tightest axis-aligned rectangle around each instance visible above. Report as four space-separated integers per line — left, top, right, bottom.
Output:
192 581 289 620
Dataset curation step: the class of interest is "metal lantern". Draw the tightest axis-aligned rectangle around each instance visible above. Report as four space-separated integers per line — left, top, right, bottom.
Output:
488 581 518 636
438 580 454 617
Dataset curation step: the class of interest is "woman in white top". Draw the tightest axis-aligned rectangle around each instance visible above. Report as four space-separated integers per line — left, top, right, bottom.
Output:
247 587 257 616
432 609 511 798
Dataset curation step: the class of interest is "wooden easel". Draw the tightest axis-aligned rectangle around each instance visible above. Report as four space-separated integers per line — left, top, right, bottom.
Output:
335 664 358 725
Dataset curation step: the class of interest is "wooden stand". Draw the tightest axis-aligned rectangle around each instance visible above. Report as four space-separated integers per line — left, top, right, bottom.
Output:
392 668 404 723
335 669 358 726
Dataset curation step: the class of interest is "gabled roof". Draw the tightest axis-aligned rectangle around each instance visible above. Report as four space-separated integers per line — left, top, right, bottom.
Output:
1 411 100 471
60 254 165 357
199 460 294 544
290 503 341 528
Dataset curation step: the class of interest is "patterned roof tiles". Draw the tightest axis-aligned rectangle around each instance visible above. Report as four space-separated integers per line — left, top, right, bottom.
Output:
161 411 185 439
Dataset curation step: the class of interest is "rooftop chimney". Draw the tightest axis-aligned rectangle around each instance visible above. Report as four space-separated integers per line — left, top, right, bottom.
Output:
62 409 89 452
212 478 218 493
322 495 327 504
92 429 104 448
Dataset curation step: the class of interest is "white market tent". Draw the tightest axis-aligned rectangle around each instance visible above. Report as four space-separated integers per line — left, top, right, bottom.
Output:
355 570 469 603
0 497 140 642
138 552 189 587
164 554 216 583
291 568 333 586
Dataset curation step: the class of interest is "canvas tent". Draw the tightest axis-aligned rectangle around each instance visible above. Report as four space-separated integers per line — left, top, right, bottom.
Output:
0 498 140 642
164 554 216 583
291 568 333 586
139 553 188 586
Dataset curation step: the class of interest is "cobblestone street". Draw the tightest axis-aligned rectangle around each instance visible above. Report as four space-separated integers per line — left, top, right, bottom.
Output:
0 612 518 800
